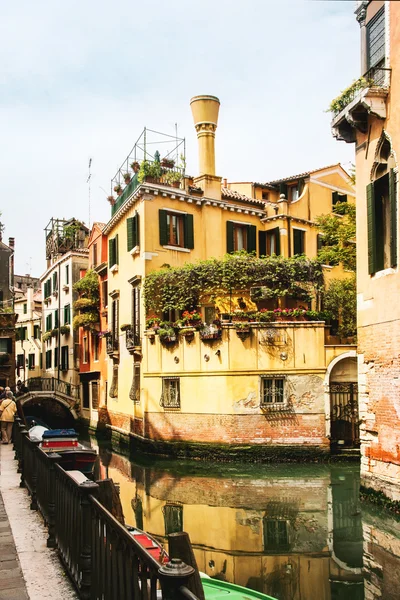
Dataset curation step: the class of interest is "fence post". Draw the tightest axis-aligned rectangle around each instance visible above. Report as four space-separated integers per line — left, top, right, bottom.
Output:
79 480 99 600
13 416 22 457
29 441 39 510
46 453 61 548
16 422 25 473
19 429 28 488
158 559 195 600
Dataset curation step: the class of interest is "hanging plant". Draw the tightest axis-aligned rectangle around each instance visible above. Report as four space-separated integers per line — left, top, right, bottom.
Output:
60 325 70 335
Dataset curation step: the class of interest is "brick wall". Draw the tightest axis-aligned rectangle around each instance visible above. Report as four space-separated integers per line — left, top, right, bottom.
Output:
358 320 400 500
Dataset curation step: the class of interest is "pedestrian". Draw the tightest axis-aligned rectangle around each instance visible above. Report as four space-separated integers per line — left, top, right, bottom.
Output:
0 391 17 444
0 387 4 400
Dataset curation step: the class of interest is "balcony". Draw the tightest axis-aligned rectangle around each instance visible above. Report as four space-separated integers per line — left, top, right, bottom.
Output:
125 327 141 353
330 66 391 143
106 335 119 355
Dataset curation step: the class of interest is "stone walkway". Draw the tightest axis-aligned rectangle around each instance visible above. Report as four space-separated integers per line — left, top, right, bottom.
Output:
0 443 77 600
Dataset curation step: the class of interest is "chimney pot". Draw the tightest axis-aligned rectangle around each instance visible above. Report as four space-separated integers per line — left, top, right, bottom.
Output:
8 237 15 249
223 178 227 187
190 95 220 177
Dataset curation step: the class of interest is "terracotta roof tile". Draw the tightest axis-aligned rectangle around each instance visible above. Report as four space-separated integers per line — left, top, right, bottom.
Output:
221 188 266 207
264 164 340 186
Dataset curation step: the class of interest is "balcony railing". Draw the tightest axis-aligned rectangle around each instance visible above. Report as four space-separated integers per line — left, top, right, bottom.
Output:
330 66 391 118
125 326 141 351
106 335 119 355
20 377 80 400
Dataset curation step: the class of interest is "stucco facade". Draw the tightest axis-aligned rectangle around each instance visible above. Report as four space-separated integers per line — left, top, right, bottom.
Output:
332 1 400 498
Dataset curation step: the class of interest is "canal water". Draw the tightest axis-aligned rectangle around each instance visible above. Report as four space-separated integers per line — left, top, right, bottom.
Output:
91 441 400 600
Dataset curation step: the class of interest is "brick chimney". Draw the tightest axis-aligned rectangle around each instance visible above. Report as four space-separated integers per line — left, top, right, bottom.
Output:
190 95 222 200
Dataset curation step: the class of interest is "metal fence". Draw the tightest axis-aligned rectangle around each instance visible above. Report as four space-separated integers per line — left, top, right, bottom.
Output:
22 377 80 400
12 418 199 600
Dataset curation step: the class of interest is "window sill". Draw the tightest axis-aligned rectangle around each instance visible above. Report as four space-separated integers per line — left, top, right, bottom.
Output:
110 264 119 273
163 245 190 253
372 267 396 279
129 246 140 256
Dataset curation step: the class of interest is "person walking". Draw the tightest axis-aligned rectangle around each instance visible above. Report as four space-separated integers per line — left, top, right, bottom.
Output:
0 391 17 444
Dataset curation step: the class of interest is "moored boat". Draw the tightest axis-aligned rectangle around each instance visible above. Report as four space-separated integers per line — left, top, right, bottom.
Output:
35 428 97 475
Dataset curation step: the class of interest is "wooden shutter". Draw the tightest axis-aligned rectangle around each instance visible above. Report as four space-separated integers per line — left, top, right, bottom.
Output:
367 183 376 274
184 214 194 249
133 212 139 249
159 210 168 245
258 231 267 257
273 226 281 255
108 238 115 267
247 225 257 253
389 168 397 268
279 183 288 198
115 234 119 265
127 217 134 251
293 230 304 255
54 309 59 328
332 191 339 208
226 221 234 253
6 338 12 353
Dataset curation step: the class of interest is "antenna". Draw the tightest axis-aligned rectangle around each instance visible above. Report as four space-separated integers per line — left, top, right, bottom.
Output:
87 158 92 228
175 123 178 164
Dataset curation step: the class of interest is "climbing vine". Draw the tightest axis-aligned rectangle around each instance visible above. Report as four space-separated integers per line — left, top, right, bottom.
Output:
72 269 100 330
143 252 324 313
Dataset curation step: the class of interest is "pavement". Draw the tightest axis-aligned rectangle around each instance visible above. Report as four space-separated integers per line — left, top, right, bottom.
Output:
0 443 77 600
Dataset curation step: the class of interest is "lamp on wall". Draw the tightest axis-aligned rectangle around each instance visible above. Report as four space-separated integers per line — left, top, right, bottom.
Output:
215 350 221 357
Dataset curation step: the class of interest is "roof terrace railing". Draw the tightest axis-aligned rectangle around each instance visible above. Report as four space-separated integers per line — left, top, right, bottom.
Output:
330 66 391 117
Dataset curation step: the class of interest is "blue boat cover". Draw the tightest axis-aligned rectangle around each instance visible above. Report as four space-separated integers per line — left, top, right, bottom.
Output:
42 429 77 439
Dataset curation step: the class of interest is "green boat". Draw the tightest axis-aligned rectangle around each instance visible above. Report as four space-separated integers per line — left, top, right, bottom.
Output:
201 575 277 599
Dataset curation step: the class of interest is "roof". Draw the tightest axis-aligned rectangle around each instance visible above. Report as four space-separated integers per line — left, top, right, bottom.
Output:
221 187 266 207
264 164 341 186
92 222 106 231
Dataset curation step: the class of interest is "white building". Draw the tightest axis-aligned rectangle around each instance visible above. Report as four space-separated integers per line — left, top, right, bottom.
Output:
15 287 42 381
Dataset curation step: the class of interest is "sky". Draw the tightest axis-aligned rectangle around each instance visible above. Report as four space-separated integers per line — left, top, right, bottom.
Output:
0 0 359 276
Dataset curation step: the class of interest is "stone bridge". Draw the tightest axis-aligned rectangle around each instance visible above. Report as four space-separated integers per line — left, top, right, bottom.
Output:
18 377 80 423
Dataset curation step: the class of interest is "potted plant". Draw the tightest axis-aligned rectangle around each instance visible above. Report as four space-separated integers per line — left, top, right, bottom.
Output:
107 195 116 206
164 170 182 188
120 323 131 332
114 184 123 197
131 161 140 173
200 324 222 341
51 328 59 338
123 173 131 184
235 322 251 333
146 316 161 331
182 310 203 328
42 331 52 342
158 326 177 345
161 157 175 169
179 327 196 343
60 325 70 335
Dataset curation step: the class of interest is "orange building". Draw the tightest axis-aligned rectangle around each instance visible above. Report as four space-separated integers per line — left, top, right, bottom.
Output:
78 223 108 423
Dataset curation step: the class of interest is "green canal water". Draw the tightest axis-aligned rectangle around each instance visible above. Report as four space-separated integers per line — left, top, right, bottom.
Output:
90 442 400 600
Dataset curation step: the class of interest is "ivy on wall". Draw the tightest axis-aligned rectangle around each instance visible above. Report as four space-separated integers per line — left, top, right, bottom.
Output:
143 252 325 314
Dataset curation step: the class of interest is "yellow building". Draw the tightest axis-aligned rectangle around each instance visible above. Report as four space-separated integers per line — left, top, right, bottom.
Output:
14 286 42 381
98 95 356 458
331 1 400 500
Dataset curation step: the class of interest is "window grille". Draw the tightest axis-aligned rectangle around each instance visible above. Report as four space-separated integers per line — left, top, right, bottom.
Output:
160 377 180 408
261 376 285 405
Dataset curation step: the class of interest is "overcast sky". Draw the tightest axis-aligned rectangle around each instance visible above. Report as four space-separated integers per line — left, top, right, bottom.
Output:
0 0 359 276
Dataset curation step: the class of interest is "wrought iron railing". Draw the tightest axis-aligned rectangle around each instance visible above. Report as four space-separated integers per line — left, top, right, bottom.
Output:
21 377 80 400
13 423 201 599
106 336 119 355
125 326 141 350
331 66 391 117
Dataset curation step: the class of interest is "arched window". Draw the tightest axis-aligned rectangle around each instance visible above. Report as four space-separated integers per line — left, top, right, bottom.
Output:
367 133 397 274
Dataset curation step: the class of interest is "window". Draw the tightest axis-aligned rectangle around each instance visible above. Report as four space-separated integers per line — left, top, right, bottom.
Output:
93 333 99 361
367 170 397 274
263 518 291 552
259 227 281 257
111 299 119 346
262 191 270 201
290 186 299 202
54 347 59 370
82 381 90 409
293 229 305 255
0 339 11 354
92 243 98 267
159 210 194 249
17 354 24 368
161 377 180 408
54 309 59 328
83 336 88 363
28 354 35 370
102 281 108 308
19 327 27 341
204 306 216 324
52 272 58 293
132 286 140 346
33 325 40 339
65 265 69 285
163 504 183 535
23 303 27 314
226 221 257 253
64 304 71 325
108 235 119 268
261 376 285 405
367 7 385 71
46 314 52 332
91 381 99 410
332 191 348 213
44 279 52 298
130 362 141 403
61 346 69 371
45 350 52 369
127 212 140 252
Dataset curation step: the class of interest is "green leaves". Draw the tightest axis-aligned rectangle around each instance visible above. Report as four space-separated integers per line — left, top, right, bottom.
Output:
324 276 356 338
315 202 356 272
143 252 324 314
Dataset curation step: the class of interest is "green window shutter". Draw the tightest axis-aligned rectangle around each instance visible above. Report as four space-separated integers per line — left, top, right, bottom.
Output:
279 183 288 197
184 214 194 249
332 191 339 207
389 169 397 268
54 309 59 328
274 226 281 255
293 230 304 255
115 234 119 265
317 234 324 252
127 217 134 251
53 272 57 291
133 212 139 248
226 221 234 253
109 238 115 267
54 347 58 369
247 225 257 253
48 278 52 295
367 183 376 274
159 210 168 245
258 231 267 257
49 314 52 331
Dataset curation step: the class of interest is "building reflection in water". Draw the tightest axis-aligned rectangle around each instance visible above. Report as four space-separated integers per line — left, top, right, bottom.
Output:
93 444 400 600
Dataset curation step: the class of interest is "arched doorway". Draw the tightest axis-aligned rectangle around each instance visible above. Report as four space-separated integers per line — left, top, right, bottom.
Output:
329 356 359 449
